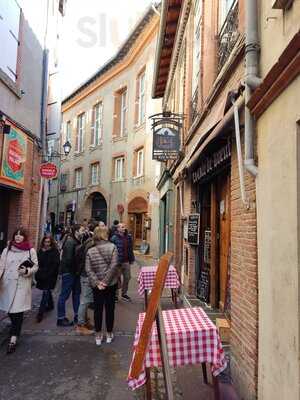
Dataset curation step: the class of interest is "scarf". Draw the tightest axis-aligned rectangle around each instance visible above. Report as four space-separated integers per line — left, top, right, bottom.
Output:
11 241 32 251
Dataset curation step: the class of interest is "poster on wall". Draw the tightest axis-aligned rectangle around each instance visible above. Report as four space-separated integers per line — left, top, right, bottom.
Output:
0 122 27 189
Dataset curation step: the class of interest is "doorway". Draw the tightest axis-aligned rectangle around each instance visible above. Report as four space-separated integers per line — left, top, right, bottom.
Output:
129 213 144 246
91 193 107 224
128 196 148 247
217 172 231 311
196 170 231 312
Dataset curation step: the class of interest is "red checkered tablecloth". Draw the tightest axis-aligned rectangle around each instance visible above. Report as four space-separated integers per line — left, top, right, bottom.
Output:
127 307 227 390
138 265 180 295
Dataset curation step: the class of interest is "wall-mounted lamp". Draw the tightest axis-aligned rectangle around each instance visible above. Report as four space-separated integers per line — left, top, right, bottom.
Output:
0 113 11 135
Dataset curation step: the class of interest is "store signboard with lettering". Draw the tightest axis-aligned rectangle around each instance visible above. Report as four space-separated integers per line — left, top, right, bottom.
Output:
187 214 200 245
192 141 231 184
0 122 27 189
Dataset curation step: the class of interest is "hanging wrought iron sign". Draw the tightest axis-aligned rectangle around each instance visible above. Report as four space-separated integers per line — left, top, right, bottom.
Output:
149 111 183 161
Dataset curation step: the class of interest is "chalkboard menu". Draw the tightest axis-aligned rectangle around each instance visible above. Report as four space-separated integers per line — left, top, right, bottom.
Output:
187 214 200 245
198 269 210 302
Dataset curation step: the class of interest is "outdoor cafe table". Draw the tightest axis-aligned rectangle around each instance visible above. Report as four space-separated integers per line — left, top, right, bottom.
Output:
138 265 180 307
127 306 227 394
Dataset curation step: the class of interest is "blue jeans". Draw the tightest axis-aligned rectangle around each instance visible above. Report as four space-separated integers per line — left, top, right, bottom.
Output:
57 273 81 320
39 290 54 314
78 276 93 325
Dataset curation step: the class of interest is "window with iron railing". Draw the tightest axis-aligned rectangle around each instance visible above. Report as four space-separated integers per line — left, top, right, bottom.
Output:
190 89 199 125
217 0 239 72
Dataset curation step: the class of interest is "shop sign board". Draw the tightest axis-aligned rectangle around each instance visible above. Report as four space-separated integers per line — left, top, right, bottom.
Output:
198 269 210 303
150 112 183 161
39 162 58 179
192 141 231 184
153 127 180 161
187 213 200 245
0 122 27 189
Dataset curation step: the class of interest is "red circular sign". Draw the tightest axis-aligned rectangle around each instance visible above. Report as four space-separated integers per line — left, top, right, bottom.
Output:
40 162 58 179
117 204 124 214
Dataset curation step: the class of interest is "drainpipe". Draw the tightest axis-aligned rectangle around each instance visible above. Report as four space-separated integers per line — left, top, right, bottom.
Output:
245 0 261 177
231 95 249 208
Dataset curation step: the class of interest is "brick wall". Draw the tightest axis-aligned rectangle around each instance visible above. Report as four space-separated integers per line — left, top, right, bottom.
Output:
230 137 258 400
7 139 41 248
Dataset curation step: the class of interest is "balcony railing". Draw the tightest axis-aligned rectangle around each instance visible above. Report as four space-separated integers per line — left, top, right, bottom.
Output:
190 89 199 125
217 0 239 72
131 175 145 186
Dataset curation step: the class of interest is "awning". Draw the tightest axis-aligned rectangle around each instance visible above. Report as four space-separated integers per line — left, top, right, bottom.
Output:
187 95 244 170
173 95 245 181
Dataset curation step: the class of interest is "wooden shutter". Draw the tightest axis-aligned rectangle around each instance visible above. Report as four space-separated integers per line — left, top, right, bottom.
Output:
113 94 121 137
90 107 95 145
133 150 137 177
134 77 140 126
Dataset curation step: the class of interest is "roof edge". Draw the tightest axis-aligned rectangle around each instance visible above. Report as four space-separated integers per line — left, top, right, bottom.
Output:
62 3 159 105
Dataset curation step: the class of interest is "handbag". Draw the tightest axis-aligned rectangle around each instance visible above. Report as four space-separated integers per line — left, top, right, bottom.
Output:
18 250 34 272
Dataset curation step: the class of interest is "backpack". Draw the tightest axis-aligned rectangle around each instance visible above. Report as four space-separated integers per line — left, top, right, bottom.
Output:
74 243 86 276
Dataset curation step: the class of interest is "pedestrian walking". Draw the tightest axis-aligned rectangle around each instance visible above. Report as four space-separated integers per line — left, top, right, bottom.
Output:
108 219 119 240
111 223 135 302
0 228 38 354
35 235 60 323
76 223 97 335
56 224 82 327
86 226 120 346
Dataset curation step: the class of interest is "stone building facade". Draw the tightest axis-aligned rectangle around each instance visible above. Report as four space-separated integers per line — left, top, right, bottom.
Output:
0 0 66 250
152 1 258 399
48 7 161 256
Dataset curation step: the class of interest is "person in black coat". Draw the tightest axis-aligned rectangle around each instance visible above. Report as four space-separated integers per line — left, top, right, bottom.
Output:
35 235 60 322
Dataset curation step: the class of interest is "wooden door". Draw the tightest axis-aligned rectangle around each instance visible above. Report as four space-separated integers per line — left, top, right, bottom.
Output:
128 213 144 246
135 213 143 242
218 173 231 311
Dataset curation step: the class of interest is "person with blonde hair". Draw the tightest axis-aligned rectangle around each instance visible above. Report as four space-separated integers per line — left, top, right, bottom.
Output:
85 225 120 345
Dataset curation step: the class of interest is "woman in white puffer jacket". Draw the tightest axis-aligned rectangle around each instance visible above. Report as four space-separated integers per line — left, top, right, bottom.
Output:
0 228 38 354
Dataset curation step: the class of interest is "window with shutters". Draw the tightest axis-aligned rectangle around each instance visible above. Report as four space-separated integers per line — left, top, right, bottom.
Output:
90 162 100 185
134 148 144 177
120 90 127 137
192 0 202 96
66 121 71 143
217 0 239 71
47 139 55 157
218 0 236 31
135 68 146 127
60 173 68 192
75 113 85 153
91 102 103 146
0 1 21 83
74 168 83 189
113 87 127 138
114 157 125 181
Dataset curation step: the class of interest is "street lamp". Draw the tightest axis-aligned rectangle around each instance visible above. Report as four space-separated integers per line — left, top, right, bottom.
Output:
62 140 72 156
42 140 72 230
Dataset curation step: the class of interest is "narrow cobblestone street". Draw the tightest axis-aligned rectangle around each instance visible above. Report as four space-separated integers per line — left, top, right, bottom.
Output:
0 264 145 400
0 258 219 400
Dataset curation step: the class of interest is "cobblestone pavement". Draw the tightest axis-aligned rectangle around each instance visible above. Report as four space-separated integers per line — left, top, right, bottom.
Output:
0 256 225 399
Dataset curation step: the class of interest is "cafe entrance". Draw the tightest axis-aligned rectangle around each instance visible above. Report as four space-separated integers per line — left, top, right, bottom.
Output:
194 140 231 313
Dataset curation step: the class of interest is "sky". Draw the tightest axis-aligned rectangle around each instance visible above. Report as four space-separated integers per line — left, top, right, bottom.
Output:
60 0 153 97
